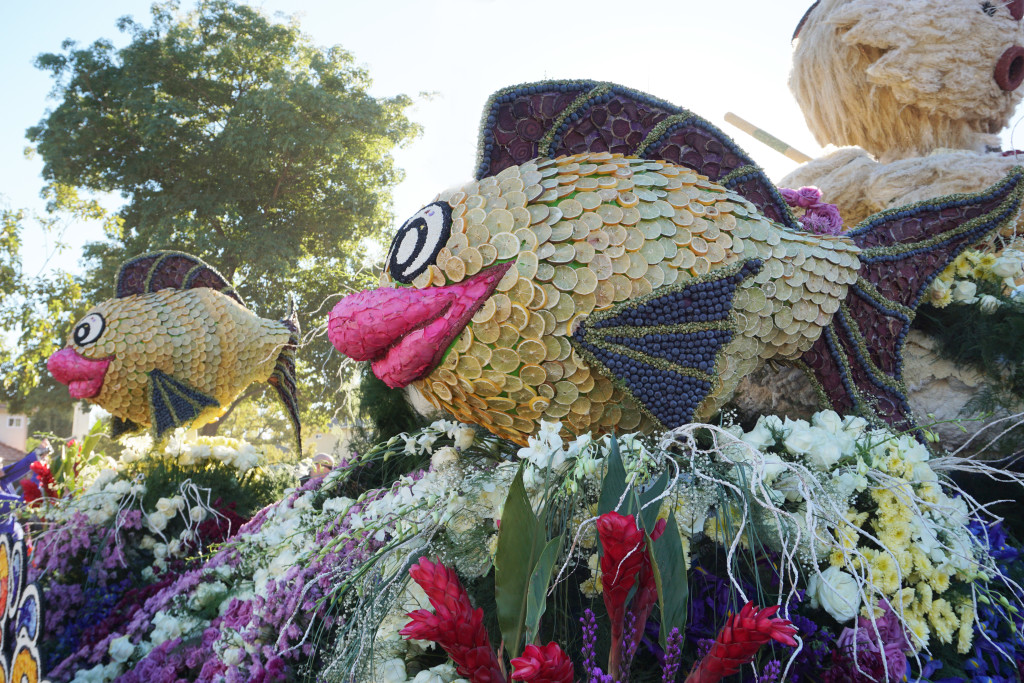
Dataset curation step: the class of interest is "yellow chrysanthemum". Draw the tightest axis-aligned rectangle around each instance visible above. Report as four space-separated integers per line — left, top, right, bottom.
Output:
871 553 901 594
928 598 960 645
905 613 930 650
880 522 912 552
894 586 916 611
915 582 934 614
929 569 951 594
957 603 975 655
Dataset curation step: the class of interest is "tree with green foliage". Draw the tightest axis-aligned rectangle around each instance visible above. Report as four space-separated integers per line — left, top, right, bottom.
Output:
0 185 115 437
27 0 420 438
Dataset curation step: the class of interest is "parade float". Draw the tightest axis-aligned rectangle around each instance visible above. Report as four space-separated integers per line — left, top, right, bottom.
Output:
14 26 1024 683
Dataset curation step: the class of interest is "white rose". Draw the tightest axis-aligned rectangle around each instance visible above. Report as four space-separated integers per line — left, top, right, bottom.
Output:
782 421 815 456
377 658 407 683
431 446 460 470
223 647 242 667
808 566 861 623
806 432 843 471
189 507 206 523
108 635 135 663
812 410 844 434
951 280 978 304
147 512 168 533
980 294 1001 314
842 415 869 437
992 251 1024 279
155 497 176 516
741 415 782 451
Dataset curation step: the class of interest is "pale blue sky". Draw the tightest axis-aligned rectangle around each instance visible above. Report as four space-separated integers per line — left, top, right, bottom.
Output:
3 0 1023 278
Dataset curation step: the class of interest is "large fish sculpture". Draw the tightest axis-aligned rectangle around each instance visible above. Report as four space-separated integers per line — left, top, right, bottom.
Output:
328 80 1024 446
47 251 301 450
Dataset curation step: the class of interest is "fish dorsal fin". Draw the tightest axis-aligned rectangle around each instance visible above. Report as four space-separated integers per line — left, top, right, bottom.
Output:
116 251 243 306
476 80 800 230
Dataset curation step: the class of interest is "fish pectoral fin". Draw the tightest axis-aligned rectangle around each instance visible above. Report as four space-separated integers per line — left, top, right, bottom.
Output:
147 369 220 439
109 416 143 440
570 259 763 430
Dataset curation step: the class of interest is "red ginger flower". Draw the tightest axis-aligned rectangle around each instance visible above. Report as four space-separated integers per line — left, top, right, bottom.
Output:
630 517 667 647
511 642 574 683
685 602 798 683
400 557 505 683
595 511 647 678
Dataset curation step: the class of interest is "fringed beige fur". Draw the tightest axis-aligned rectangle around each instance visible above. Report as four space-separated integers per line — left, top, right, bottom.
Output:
791 0 1024 162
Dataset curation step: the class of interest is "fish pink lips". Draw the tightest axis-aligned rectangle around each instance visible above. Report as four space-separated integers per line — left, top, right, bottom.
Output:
328 262 513 388
47 347 112 399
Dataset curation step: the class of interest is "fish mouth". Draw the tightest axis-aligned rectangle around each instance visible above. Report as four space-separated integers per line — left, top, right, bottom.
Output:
328 262 513 388
47 347 112 399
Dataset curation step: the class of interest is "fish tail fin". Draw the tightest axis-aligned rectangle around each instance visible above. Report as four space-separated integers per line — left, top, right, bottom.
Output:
798 167 1024 438
269 295 302 454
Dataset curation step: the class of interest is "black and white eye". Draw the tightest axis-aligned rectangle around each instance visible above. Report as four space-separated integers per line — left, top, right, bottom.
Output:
386 202 452 284
72 313 106 347
982 1 997 16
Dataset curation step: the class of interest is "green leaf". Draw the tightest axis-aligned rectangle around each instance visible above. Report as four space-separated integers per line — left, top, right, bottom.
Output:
638 469 669 533
524 535 563 645
652 512 689 649
598 433 628 516
494 464 546 658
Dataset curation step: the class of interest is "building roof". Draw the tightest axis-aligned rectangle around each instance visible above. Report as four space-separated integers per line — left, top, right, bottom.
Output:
0 441 25 464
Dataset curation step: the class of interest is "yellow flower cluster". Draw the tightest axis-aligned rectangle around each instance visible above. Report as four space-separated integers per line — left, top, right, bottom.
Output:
826 440 978 652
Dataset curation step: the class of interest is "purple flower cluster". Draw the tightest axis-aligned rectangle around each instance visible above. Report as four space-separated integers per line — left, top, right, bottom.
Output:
779 186 845 235
822 601 911 683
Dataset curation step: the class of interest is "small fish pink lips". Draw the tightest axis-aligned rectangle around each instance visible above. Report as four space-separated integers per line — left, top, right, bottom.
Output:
328 262 513 388
47 347 113 399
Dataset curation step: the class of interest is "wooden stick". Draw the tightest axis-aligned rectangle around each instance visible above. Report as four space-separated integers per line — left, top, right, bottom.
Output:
724 112 813 164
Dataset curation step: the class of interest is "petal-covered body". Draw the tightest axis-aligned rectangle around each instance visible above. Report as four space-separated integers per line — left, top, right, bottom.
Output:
335 153 858 445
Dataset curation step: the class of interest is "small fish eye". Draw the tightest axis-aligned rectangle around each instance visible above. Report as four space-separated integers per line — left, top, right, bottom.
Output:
73 313 106 346
386 202 453 284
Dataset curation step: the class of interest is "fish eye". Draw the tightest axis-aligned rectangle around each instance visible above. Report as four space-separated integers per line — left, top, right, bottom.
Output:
385 202 452 284
72 313 106 347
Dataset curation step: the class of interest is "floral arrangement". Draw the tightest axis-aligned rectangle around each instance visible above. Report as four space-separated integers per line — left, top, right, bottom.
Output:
17 431 303 681
926 246 1024 311
25 410 1024 683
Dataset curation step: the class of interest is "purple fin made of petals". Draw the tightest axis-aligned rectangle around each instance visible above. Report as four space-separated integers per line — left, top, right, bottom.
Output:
475 80 800 231
115 251 243 306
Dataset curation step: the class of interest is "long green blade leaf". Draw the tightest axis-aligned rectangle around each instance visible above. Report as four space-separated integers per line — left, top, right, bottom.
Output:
598 433 627 516
524 535 563 645
494 464 545 658
653 512 689 648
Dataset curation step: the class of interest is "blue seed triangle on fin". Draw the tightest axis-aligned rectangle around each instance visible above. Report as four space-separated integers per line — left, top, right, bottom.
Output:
148 369 220 439
571 259 762 430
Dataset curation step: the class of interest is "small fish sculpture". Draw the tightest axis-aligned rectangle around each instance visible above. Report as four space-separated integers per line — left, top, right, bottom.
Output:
328 80 1024 446
48 251 301 450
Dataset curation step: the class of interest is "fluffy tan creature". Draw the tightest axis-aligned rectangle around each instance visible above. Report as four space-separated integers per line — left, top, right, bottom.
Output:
781 0 1024 226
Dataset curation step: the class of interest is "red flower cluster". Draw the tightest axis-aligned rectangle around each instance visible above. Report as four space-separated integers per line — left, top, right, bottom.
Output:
595 511 665 678
400 557 506 683
21 461 57 506
510 643 573 683
685 602 798 683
